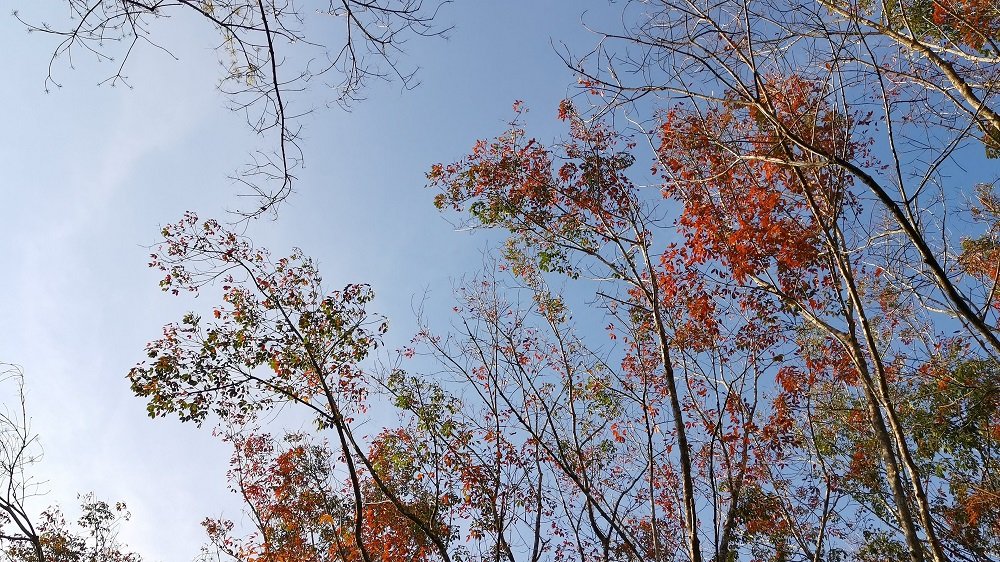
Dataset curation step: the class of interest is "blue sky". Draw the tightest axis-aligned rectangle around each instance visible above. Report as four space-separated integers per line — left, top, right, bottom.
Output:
0 2 618 559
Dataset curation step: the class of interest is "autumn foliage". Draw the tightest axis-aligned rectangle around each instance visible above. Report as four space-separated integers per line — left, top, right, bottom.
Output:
129 61 999 560
90 1 1000 562
424 64 999 559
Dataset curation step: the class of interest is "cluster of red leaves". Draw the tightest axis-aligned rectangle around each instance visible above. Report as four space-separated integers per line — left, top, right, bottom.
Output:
960 186 1000 312
203 433 338 562
930 0 1000 49
204 430 450 562
657 247 720 351
657 75 858 298
360 428 453 562
428 100 639 279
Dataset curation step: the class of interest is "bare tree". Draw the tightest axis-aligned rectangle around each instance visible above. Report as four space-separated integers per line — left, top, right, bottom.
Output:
0 365 44 562
17 0 450 216
0 366 142 562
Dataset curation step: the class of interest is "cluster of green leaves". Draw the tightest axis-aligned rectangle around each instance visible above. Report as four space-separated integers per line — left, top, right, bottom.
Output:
131 213 386 427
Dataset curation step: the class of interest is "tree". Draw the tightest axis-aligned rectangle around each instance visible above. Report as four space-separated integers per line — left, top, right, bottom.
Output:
201 429 453 562
131 213 456 562
17 0 449 216
0 366 44 562
0 365 141 562
423 0 1000 558
3 0 451 555
425 87 997 561
124 2 1000 562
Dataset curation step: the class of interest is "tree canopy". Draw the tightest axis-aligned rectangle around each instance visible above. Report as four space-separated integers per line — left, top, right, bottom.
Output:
2 1 1000 562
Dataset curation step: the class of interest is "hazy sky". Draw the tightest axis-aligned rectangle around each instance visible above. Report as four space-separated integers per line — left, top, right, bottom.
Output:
0 2 618 560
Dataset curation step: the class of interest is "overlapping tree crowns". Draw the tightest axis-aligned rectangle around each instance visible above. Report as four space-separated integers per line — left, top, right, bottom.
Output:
425 51 999 558
40 1 995 561
554 9 1000 559
132 213 464 562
